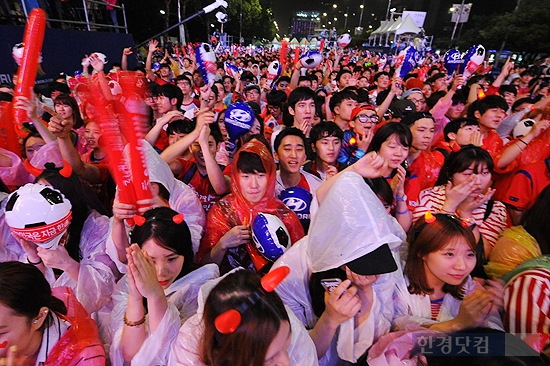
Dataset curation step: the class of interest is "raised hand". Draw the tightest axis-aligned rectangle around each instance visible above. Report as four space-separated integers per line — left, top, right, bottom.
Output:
126 244 164 299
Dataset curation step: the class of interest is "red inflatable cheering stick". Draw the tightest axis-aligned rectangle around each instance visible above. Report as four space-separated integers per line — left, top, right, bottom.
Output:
88 79 137 225
118 72 153 210
13 9 46 130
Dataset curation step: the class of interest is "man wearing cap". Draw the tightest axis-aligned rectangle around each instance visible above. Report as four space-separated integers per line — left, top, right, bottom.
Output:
403 88 427 112
339 105 380 165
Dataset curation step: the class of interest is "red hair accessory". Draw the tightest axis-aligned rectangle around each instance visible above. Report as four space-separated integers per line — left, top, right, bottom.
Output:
24 159 73 178
214 266 290 334
133 212 185 227
172 213 184 224
133 214 146 226
530 104 537 111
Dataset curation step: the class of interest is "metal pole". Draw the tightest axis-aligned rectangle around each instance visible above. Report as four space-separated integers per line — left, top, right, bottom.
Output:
450 0 465 41
358 0 365 28
20 0 28 18
82 0 91 31
239 0 243 43
344 7 348 30
178 0 186 45
385 0 392 20
122 3 128 34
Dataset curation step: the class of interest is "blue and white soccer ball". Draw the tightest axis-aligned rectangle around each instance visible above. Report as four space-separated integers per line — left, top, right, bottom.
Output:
299 51 323 69
251 213 291 262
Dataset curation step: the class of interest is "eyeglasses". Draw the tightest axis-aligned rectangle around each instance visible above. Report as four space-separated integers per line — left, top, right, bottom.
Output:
410 98 426 105
356 114 380 123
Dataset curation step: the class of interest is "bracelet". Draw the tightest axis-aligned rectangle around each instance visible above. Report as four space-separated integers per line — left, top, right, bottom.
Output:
396 207 409 215
355 149 365 159
515 141 524 152
27 257 42 265
518 139 528 146
124 313 146 327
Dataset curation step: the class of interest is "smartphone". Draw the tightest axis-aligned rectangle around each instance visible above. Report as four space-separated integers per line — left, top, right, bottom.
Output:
320 278 342 293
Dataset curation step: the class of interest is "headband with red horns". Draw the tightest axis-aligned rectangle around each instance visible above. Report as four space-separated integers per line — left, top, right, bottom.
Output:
24 159 73 178
214 266 290 335
133 212 184 226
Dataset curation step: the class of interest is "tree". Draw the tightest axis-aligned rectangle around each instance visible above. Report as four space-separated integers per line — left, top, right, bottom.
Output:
475 0 550 53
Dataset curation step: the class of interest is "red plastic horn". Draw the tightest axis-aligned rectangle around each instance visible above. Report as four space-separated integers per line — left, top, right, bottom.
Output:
172 213 184 224
261 266 290 292
24 159 72 178
0 340 7 349
424 211 436 224
214 309 242 334
213 266 290 334
133 214 146 226
58 161 73 178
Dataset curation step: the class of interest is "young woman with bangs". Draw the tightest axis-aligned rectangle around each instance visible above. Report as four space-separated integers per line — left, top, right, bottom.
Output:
392 213 504 332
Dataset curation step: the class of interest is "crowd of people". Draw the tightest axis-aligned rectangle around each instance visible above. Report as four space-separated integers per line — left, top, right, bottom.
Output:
0 37 549 366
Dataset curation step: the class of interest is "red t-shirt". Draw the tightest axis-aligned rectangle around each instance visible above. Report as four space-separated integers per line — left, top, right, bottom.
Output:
177 159 224 213
502 159 550 211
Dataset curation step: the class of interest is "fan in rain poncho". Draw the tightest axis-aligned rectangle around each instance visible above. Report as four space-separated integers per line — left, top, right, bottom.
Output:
271 169 406 365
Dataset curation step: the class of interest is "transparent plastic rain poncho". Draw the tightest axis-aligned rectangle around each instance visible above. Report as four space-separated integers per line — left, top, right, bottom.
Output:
169 268 319 366
109 264 219 366
271 171 407 365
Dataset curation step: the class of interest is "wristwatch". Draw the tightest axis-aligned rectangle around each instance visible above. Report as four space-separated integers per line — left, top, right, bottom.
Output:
395 194 407 202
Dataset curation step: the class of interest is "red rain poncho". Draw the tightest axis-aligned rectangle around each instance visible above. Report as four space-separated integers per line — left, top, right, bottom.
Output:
198 140 304 274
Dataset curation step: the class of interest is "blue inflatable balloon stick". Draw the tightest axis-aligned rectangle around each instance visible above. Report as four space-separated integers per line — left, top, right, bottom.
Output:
279 186 312 233
443 49 463 77
460 44 485 79
224 102 254 142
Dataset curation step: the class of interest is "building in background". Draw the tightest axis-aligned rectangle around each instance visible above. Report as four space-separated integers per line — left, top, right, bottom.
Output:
289 10 319 39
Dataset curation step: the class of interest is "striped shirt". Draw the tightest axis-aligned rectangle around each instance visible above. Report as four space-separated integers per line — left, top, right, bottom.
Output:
430 297 444 320
412 185 508 248
505 268 550 337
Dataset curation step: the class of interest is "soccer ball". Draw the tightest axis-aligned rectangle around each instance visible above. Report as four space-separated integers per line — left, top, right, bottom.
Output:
81 52 108 67
337 33 352 48
252 213 290 262
299 51 323 69
5 183 72 250
512 118 536 138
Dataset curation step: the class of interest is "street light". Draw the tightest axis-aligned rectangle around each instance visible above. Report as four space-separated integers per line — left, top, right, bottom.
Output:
333 4 337 8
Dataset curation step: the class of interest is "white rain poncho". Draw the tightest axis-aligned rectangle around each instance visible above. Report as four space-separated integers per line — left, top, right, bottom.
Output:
109 264 219 366
392 276 504 331
45 210 117 315
271 171 406 365
106 141 206 273
169 268 319 366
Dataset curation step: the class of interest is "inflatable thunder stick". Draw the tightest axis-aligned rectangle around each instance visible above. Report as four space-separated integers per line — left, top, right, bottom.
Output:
13 9 46 129
118 72 153 210
243 216 270 274
89 81 137 224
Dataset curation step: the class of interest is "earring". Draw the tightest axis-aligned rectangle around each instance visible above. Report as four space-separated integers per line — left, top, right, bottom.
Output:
44 310 48 314
33 320 38 324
